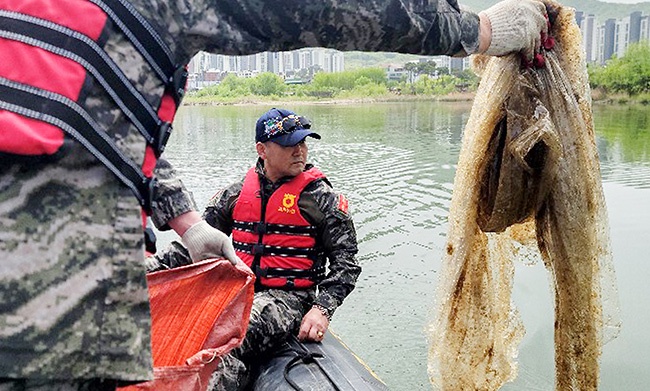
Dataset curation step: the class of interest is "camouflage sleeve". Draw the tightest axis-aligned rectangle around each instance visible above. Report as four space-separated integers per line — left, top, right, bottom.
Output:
148 180 244 272
148 240 193 272
182 0 480 58
301 180 361 318
202 181 244 235
150 158 198 231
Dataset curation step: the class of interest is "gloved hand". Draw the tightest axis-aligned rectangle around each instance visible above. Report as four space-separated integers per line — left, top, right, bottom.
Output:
181 220 240 265
480 0 548 60
144 255 168 273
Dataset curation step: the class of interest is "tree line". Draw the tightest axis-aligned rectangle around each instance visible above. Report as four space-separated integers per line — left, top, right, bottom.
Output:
187 42 650 103
187 61 479 103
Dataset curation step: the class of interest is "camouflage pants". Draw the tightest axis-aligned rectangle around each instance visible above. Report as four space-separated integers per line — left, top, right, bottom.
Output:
0 379 118 391
209 289 314 391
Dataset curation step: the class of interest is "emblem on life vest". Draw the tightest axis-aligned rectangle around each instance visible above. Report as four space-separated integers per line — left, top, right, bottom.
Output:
278 193 297 214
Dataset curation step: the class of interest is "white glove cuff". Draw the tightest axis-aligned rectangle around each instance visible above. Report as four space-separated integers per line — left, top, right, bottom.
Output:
481 5 522 56
181 220 212 259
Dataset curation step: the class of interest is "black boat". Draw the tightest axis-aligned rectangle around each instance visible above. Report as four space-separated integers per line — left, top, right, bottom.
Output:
252 332 390 391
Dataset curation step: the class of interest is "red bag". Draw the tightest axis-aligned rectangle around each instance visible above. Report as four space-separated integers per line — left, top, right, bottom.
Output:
119 259 255 391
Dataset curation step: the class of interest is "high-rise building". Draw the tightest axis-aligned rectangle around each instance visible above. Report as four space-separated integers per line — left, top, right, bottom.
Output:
576 10 649 64
581 14 598 63
597 18 617 65
189 48 344 80
641 15 650 41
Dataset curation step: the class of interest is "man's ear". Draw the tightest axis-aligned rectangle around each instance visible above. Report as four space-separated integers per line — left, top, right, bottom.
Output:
256 142 266 159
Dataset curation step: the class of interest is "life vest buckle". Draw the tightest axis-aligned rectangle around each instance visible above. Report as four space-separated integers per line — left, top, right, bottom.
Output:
170 66 188 106
155 121 173 157
140 176 157 215
254 222 267 234
252 243 265 255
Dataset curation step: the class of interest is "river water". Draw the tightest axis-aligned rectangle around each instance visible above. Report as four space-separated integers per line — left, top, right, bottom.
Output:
156 102 650 390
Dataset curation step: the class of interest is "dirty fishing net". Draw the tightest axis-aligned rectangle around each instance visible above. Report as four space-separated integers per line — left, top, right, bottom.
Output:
427 2 620 390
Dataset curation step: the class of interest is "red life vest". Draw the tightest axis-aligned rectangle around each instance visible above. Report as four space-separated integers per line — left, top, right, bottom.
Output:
232 167 327 289
0 0 187 214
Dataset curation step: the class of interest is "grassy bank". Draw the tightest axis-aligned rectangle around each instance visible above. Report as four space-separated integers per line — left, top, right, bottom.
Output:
182 89 648 107
590 88 650 106
182 91 475 106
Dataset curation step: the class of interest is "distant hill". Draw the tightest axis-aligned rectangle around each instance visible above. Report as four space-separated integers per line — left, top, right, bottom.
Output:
344 51 433 70
344 0 650 70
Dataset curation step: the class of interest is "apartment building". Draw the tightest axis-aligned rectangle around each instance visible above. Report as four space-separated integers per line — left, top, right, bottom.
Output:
578 10 649 65
187 48 344 90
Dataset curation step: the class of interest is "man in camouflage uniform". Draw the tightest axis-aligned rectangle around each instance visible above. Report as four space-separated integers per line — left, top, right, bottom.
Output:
0 0 548 389
149 108 362 390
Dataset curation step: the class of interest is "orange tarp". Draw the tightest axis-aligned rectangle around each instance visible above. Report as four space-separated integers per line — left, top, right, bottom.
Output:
119 258 255 391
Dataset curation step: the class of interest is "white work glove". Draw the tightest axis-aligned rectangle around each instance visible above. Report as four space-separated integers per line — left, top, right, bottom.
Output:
480 0 548 60
181 220 240 265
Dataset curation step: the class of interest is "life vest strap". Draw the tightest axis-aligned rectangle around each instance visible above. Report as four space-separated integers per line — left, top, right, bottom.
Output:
253 265 326 280
0 10 171 156
0 77 155 213
88 0 175 82
89 0 188 107
233 220 318 236
234 241 322 259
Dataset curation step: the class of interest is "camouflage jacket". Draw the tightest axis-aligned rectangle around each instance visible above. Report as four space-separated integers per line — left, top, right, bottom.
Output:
0 0 477 382
155 161 361 318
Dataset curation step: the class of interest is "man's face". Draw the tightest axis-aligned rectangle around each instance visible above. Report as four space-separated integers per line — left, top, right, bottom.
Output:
257 140 308 182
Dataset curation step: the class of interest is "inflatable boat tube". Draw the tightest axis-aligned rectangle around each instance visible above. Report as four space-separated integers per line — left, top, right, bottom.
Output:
252 332 389 391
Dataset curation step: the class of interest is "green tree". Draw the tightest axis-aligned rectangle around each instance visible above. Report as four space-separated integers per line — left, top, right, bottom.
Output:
589 42 650 95
310 67 387 96
249 72 286 96
419 61 439 77
216 73 250 97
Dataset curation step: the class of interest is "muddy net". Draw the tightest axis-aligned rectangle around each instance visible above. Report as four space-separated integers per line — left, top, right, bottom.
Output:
427 2 620 390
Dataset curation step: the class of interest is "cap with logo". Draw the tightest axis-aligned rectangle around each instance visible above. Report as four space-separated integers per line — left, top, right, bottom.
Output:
255 108 321 147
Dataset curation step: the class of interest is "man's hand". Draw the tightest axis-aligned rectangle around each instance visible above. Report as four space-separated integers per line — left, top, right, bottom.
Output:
479 0 548 61
298 307 330 342
181 220 240 265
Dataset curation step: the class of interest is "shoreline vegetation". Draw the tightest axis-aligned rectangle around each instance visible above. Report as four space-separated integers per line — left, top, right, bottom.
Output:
182 90 650 107
183 42 650 107
183 91 477 106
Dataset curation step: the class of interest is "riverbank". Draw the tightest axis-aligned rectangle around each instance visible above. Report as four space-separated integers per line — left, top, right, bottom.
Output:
182 90 648 106
181 91 477 106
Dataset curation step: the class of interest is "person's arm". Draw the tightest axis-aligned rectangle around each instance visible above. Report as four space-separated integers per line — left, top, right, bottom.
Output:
478 12 493 54
203 181 245 236
150 158 239 264
179 0 477 57
162 0 546 63
145 184 242 272
167 210 202 236
150 158 197 231
297 181 362 341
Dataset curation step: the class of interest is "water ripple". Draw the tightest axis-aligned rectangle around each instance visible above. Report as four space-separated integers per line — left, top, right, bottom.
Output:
601 161 650 189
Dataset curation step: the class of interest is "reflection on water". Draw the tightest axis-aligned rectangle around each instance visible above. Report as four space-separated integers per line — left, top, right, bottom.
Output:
594 105 650 190
160 102 650 391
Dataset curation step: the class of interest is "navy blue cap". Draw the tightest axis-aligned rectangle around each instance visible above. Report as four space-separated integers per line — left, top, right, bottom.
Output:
255 108 321 147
